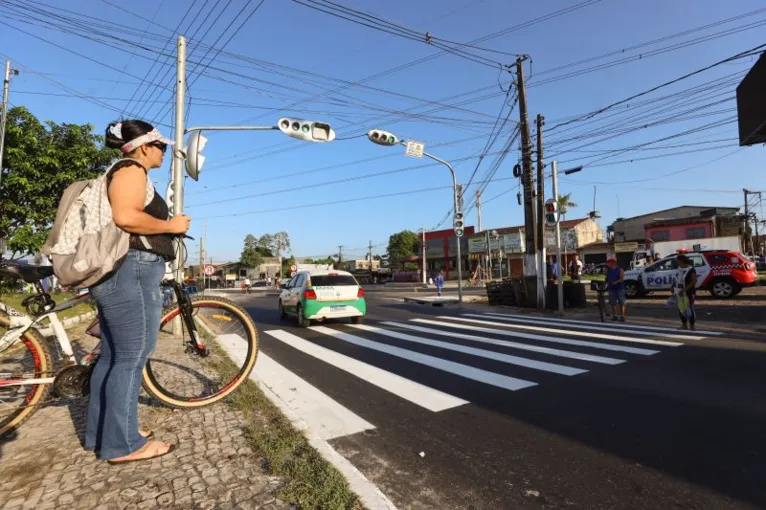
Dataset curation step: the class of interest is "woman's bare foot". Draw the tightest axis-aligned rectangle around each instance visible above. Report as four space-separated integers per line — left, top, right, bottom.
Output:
107 440 175 464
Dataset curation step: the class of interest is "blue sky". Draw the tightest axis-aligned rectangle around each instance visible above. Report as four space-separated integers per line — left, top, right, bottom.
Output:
3 0 765 263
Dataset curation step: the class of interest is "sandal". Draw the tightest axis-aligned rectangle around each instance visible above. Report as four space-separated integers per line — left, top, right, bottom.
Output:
139 429 154 439
107 440 175 465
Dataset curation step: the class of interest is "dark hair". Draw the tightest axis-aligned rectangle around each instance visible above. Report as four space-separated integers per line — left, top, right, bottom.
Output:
105 119 155 150
677 254 691 265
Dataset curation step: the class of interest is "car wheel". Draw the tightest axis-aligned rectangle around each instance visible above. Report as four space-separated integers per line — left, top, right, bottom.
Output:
710 278 739 299
351 315 363 325
278 300 287 320
624 281 640 299
297 304 310 328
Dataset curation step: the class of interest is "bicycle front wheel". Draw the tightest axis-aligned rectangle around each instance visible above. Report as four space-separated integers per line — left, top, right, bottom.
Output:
142 295 258 408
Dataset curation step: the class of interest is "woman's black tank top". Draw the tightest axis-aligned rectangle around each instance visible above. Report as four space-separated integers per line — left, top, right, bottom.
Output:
107 160 175 261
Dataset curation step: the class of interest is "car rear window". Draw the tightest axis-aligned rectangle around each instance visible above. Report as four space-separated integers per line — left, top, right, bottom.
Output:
310 275 358 286
707 254 739 265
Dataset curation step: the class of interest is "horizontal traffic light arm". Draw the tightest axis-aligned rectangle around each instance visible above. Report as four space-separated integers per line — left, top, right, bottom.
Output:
185 126 278 134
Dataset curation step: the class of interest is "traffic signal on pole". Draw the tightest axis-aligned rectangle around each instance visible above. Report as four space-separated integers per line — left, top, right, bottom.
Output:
454 211 465 237
165 182 176 217
367 129 399 146
544 198 559 227
278 118 336 142
185 131 208 181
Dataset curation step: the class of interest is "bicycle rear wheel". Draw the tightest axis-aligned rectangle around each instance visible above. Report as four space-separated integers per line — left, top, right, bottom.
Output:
142 295 258 408
0 310 53 438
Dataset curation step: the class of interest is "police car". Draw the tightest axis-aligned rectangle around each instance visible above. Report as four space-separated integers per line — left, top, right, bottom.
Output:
623 250 757 299
278 270 366 327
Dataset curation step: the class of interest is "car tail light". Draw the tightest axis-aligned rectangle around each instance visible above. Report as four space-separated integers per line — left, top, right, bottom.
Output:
304 288 317 300
357 288 365 298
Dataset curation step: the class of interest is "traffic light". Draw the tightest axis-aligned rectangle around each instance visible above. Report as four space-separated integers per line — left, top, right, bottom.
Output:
367 129 399 146
185 131 208 181
454 211 465 237
544 198 559 227
165 182 176 217
278 118 336 142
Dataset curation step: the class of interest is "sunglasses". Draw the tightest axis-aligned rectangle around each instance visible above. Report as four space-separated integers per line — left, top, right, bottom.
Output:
149 142 168 154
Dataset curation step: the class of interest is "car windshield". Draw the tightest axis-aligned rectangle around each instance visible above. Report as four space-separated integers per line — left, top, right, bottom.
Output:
311 275 358 286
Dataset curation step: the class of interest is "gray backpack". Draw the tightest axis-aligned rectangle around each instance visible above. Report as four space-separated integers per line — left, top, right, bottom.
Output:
41 158 152 288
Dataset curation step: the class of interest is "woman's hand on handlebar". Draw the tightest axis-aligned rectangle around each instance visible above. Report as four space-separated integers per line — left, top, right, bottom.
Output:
168 214 191 234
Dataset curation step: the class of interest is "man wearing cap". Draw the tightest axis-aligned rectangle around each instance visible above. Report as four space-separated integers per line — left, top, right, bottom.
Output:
605 258 626 322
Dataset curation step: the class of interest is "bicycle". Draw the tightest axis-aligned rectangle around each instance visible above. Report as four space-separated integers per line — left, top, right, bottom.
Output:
591 281 608 323
0 259 259 438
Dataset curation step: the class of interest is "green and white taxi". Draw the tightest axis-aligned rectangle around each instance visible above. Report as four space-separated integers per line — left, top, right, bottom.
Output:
278 270 366 327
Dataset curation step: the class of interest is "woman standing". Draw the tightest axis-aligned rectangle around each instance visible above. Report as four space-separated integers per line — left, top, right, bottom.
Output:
85 120 191 464
675 254 698 330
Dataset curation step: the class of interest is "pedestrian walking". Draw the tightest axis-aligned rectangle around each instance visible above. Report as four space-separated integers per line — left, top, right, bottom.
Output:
85 119 188 464
675 254 697 330
569 254 583 281
434 271 445 297
605 258 626 322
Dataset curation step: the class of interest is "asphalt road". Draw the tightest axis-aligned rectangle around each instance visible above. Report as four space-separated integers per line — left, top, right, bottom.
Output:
238 291 766 509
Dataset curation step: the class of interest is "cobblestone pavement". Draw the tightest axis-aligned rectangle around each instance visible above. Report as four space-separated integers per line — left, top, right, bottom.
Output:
0 323 291 510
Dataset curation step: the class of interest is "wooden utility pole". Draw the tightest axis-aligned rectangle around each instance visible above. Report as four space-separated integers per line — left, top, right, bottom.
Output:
744 189 752 254
421 227 427 284
536 114 546 308
516 56 536 277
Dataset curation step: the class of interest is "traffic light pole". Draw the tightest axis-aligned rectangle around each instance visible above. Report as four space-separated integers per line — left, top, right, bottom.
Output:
420 150 463 305
552 161 564 313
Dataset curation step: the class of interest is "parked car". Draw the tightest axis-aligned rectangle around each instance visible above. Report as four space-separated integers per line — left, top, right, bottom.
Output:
278 270 366 327
623 250 758 299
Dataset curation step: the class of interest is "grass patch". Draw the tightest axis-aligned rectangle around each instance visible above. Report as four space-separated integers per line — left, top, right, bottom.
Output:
1 292 95 319
212 356 362 510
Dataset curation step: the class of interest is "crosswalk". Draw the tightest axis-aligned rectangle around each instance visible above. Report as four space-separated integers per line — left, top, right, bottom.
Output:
246 313 708 439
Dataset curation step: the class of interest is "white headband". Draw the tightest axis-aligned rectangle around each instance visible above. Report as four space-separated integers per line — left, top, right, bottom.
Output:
121 128 174 154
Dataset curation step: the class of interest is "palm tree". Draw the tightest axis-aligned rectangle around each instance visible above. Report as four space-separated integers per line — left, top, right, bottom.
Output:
557 193 578 221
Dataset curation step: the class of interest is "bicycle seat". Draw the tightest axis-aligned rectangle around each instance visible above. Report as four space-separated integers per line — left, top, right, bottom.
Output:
0 261 55 283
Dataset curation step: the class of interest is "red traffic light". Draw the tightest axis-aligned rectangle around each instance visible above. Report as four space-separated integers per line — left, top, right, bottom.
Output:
545 203 556 213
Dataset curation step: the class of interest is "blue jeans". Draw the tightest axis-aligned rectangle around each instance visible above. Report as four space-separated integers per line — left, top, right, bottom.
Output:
85 250 165 459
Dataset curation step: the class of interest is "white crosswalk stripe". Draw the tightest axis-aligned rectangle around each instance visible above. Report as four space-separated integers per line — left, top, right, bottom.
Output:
310 326 538 391
481 312 722 336
452 315 684 348
380 321 625 365
264 329 467 412
349 324 588 376
480 313 707 340
413 318 664 355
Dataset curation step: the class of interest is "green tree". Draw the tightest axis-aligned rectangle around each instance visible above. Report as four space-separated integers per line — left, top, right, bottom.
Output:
0 106 118 256
240 234 263 268
557 193 578 221
386 230 420 270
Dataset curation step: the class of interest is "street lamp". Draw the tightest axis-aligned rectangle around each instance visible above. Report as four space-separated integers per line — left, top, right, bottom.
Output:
366 128 464 305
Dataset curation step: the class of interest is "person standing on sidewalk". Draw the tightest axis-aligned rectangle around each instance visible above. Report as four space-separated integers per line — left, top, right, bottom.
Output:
675 254 697 330
605 258 626 322
435 271 445 297
86 120 189 464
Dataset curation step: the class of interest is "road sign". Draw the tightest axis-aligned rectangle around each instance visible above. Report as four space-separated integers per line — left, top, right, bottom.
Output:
405 140 424 158
203 264 216 276
290 264 298 272
290 271 297 277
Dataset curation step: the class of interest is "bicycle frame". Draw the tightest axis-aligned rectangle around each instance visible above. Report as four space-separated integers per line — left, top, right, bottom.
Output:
0 291 91 387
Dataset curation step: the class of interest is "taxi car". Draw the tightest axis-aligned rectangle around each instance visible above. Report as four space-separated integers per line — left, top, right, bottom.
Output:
278 270 366 327
623 250 757 299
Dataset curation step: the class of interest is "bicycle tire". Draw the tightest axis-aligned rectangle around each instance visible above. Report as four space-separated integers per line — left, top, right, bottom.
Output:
0 311 53 438
141 295 258 409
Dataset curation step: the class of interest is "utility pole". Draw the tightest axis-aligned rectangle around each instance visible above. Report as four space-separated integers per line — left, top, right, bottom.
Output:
552 161 564 313
744 189 752 254
476 189 482 232
536 114 546 308
516 56 537 281
338 245 343 267
0 61 19 190
171 37 187 285
421 227 427 284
